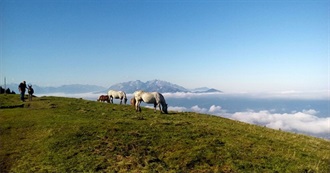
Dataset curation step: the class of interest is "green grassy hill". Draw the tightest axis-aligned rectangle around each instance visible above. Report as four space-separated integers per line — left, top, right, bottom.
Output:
1 94 329 172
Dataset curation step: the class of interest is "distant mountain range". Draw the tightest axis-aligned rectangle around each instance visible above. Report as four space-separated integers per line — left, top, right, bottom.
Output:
4 80 221 94
107 80 188 93
106 79 221 94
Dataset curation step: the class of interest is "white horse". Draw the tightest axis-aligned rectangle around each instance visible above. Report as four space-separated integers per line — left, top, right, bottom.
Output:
107 90 127 104
133 90 168 114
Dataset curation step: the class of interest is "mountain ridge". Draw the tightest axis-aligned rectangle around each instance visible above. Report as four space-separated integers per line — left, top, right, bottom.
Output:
106 79 222 94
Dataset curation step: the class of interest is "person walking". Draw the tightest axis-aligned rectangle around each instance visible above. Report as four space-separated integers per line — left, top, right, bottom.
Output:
18 81 27 102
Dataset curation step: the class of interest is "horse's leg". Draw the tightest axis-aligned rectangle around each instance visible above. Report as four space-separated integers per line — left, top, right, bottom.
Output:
153 103 157 113
135 101 140 112
110 96 113 104
158 103 163 113
139 101 142 112
119 98 122 105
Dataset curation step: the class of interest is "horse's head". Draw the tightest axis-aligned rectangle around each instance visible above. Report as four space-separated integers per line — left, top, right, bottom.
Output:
162 104 168 114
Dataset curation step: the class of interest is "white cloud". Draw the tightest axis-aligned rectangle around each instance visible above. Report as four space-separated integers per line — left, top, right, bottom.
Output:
167 103 330 139
191 105 208 113
222 109 330 138
209 105 222 113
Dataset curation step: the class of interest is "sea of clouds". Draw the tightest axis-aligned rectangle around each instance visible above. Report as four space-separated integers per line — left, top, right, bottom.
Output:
37 90 330 139
168 104 329 139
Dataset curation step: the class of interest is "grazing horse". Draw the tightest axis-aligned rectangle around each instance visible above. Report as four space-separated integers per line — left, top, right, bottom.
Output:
108 90 127 104
97 95 110 103
133 90 168 114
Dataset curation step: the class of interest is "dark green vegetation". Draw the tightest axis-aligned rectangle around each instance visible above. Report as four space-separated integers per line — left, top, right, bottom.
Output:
1 94 329 172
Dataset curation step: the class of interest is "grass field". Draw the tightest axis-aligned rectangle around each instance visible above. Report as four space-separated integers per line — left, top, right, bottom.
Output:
0 94 329 172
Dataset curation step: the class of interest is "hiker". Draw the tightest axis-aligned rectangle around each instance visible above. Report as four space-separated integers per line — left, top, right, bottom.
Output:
18 81 27 102
28 85 34 101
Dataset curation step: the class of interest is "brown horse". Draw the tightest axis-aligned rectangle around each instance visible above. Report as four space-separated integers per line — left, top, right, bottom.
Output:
97 95 110 103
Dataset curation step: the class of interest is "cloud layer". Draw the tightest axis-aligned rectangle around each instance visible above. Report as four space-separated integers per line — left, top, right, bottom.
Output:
163 90 330 100
168 105 330 139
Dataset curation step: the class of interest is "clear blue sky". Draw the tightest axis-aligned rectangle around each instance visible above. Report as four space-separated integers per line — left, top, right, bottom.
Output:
1 0 329 93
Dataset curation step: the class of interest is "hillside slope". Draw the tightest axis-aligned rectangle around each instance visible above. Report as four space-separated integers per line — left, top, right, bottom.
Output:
0 95 329 172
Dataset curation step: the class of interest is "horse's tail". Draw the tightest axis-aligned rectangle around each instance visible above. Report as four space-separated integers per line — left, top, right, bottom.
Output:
123 91 128 104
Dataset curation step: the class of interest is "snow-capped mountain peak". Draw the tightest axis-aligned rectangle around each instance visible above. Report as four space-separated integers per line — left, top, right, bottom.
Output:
107 79 221 94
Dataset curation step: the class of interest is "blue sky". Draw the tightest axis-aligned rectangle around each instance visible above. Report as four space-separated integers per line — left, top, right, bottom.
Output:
1 0 329 93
